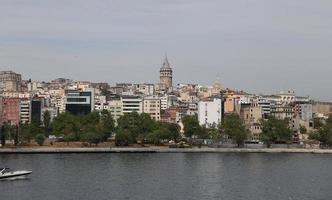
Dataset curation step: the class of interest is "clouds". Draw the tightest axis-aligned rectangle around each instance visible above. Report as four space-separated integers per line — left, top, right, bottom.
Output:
0 0 331 100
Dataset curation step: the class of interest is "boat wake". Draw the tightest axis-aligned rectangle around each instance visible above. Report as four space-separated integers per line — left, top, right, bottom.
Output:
0 176 30 181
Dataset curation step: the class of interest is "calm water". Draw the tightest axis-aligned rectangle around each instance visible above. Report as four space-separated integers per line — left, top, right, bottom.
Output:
0 153 331 200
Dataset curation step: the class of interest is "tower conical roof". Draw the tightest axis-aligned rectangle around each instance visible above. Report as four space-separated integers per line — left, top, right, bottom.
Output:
161 55 171 69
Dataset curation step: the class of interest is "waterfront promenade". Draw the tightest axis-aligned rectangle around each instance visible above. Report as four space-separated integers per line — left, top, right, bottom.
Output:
1 147 332 154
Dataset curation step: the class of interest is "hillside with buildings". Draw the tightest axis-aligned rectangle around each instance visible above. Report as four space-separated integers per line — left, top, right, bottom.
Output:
0 57 331 147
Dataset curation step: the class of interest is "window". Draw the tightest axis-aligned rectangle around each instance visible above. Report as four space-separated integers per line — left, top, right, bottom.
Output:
67 98 87 102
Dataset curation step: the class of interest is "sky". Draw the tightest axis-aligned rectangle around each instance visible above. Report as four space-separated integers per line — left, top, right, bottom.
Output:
0 0 331 101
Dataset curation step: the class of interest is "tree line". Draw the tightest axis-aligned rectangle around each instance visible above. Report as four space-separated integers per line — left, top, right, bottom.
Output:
0 110 115 146
1 109 331 148
181 114 293 148
0 110 182 147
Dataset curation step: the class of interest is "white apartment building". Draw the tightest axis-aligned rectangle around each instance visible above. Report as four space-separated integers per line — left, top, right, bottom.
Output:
267 91 309 106
160 94 178 110
28 81 43 92
134 83 155 96
256 96 271 116
94 98 123 122
108 99 123 121
300 104 313 121
143 95 161 121
121 95 143 114
20 99 30 124
198 98 223 127
52 95 65 113
160 96 168 110
238 95 254 105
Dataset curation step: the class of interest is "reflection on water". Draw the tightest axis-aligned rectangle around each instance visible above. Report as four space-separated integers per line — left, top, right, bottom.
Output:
0 153 332 200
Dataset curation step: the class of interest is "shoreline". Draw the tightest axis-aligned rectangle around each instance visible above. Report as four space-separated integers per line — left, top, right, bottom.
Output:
1 147 332 154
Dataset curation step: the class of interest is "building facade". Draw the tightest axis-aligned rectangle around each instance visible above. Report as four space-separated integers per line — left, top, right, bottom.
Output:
121 95 143 114
65 90 93 115
31 98 44 123
108 99 123 122
1 98 20 125
198 98 223 127
143 95 161 121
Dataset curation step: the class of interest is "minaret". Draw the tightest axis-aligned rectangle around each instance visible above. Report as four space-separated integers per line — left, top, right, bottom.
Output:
159 55 173 90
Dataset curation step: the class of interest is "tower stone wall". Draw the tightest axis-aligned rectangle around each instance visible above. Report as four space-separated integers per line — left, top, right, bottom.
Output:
159 56 173 90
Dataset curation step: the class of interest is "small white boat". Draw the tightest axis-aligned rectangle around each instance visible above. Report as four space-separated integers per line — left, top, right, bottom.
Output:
0 168 32 179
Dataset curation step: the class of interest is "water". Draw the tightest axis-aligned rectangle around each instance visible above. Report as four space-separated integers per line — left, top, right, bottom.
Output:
0 153 331 200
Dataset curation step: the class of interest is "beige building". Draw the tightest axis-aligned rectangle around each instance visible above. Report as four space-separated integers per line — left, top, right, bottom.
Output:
271 104 293 120
179 91 198 103
143 95 161 121
224 96 238 113
223 90 248 114
108 99 123 122
0 71 22 92
240 104 263 141
312 102 332 117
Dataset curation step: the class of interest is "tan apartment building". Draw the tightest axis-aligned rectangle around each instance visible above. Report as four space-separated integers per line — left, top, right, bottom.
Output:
143 95 161 121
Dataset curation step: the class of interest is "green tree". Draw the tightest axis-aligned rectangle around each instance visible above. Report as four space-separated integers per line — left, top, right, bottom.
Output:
115 129 134 146
82 111 100 126
35 134 45 146
182 115 201 138
0 122 17 146
29 121 43 139
19 122 34 144
80 131 104 146
158 122 181 141
116 112 157 142
43 110 51 136
80 112 100 133
12 125 19 146
0 123 8 146
52 112 81 141
299 125 307 134
223 114 248 147
207 123 221 140
197 126 209 139
313 118 324 129
139 113 157 136
78 112 107 144
146 127 173 145
261 116 293 148
100 110 115 139
310 117 332 148
117 112 141 139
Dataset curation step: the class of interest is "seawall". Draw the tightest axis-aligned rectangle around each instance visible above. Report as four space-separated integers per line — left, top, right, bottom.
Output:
1 147 332 154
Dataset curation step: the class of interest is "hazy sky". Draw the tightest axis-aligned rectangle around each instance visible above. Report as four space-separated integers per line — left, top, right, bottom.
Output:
0 0 331 101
